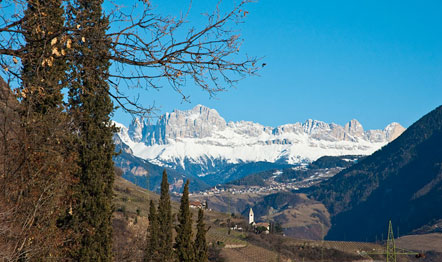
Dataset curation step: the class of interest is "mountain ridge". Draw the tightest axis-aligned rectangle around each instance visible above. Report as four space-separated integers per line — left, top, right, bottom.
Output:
311 105 442 241
114 105 405 177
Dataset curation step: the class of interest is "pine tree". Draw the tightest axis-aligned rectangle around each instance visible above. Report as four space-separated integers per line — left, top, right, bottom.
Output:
194 208 208 262
157 169 174 261
67 0 115 260
175 180 194 262
145 200 160 262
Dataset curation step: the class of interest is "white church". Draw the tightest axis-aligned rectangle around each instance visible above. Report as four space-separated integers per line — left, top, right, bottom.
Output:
249 208 270 233
249 207 255 225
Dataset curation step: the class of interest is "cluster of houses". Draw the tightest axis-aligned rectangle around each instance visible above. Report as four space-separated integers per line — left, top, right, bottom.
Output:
189 200 209 210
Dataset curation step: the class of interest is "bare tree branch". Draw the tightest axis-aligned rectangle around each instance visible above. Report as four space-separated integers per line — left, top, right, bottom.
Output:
104 0 259 115
0 0 259 116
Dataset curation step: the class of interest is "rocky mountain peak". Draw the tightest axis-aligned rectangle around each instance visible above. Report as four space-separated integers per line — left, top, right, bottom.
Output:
165 105 225 124
128 105 228 144
190 104 214 115
384 122 406 141
303 119 329 134
344 119 364 137
128 117 145 143
163 104 226 139
117 105 406 167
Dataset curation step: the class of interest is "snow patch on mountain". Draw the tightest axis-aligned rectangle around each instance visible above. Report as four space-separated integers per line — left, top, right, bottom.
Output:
114 105 405 172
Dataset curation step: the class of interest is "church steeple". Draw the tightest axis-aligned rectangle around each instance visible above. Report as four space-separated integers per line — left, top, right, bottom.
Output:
249 208 255 225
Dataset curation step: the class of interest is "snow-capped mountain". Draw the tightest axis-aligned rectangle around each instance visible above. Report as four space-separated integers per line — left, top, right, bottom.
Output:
114 105 405 178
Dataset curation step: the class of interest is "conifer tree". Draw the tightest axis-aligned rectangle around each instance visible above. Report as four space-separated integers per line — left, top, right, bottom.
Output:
175 180 194 262
12 0 75 260
157 169 174 261
194 208 208 262
67 0 115 260
21 0 67 113
145 200 160 262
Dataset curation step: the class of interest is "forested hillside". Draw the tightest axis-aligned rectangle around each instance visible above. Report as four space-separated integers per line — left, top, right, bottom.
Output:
312 105 442 241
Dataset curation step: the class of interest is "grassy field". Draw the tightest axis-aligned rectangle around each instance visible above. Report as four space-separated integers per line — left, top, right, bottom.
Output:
221 243 281 262
207 227 248 247
396 233 442 252
114 175 161 216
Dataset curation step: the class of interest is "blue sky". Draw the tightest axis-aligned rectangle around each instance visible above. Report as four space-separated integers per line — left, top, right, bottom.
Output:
111 0 442 130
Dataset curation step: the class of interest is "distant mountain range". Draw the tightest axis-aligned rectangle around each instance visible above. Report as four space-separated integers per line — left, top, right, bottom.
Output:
113 105 404 190
312 105 442 241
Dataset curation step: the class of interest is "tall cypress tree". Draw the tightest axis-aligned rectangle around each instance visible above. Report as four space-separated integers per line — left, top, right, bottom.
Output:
21 0 66 113
145 200 159 262
17 0 74 260
67 0 115 260
157 169 174 261
175 180 194 262
194 208 208 262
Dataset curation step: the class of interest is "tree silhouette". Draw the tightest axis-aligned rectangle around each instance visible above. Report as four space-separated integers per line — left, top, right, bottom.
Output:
175 180 194 262
145 200 160 262
194 208 209 262
157 170 174 261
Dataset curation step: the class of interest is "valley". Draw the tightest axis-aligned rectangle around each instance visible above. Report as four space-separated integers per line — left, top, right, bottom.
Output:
113 104 442 261
113 174 442 262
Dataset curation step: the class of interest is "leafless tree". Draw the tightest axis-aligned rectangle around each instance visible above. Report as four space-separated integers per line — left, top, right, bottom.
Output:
0 0 259 115
105 0 258 114
0 76 77 261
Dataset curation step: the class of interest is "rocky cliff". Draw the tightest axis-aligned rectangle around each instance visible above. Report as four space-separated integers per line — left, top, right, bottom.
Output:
114 105 405 178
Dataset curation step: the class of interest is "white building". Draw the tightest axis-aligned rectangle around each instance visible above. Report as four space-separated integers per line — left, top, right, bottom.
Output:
249 208 255 225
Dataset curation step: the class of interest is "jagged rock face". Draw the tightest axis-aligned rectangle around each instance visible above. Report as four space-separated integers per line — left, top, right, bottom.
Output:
113 134 133 155
128 118 145 143
124 106 403 145
137 105 227 145
344 119 364 138
161 105 227 140
384 122 406 141
114 105 405 175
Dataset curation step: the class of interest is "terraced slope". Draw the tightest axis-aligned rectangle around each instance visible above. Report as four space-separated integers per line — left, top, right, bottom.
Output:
221 244 280 262
113 176 435 262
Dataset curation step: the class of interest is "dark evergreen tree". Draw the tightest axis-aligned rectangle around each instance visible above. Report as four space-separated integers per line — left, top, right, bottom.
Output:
145 200 160 262
194 208 208 262
21 0 67 113
175 180 194 262
67 0 115 260
157 169 174 261
14 0 76 260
